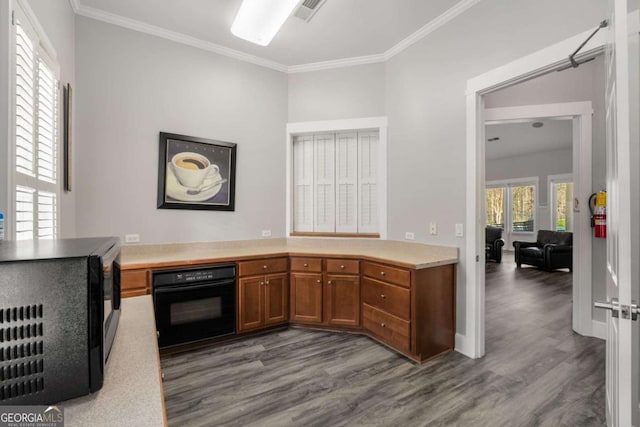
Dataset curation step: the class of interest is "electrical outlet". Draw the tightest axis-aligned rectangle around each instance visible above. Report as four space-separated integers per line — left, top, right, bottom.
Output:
261 230 272 238
429 223 438 235
405 232 415 240
455 223 464 237
125 234 140 243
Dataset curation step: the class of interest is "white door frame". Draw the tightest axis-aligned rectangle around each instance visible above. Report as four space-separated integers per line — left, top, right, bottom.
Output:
485 102 594 340
464 27 606 358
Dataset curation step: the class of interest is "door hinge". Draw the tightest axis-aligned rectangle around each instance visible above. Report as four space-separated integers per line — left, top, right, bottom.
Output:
11 11 15 26
476 255 480 262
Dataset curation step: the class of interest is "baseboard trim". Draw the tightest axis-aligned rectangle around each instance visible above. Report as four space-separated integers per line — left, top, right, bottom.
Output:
455 333 475 358
591 320 607 340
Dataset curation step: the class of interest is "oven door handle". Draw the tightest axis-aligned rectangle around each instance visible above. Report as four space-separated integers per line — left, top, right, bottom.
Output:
153 281 235 294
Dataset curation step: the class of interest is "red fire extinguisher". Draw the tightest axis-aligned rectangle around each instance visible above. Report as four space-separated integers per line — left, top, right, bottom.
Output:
589 191 607 238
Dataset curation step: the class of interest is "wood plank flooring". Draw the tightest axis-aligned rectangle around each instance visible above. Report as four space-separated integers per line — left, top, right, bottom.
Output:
161 254 605 426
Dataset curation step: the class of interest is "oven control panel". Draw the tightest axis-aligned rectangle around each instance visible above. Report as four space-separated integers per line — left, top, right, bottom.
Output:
153 264 236 287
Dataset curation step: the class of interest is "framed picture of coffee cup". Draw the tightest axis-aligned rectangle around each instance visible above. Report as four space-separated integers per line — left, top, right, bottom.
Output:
157 132 237 211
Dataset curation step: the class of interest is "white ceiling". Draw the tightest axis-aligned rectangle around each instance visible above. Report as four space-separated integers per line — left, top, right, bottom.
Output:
76 0 465 68
485 119 573 160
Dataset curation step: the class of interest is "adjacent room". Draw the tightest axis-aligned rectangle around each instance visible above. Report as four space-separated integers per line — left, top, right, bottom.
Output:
0 0 638 426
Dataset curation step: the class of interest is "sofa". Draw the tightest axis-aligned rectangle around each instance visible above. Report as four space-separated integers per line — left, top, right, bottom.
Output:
486 226 505 263
513 230 573 271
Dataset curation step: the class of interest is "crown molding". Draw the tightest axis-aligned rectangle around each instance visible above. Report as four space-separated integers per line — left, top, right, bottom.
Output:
72 0 481 74
74 3 288 73
288 53 386 74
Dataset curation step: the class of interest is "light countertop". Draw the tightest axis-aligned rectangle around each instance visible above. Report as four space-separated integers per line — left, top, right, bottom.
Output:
63 296 165 427
121 238 458 270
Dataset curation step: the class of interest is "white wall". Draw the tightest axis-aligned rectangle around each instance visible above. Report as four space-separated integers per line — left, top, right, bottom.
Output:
75 17 288 244
288 63 385 122
485 56 607 322
0 2 10 231
26 0 77 238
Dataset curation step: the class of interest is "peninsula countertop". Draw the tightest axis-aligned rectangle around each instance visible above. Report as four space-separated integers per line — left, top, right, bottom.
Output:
120 238 459 270
63 295 165 427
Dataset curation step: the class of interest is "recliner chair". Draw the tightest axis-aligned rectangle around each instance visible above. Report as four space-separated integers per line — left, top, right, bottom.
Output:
513 230 573 271
485 226 505 263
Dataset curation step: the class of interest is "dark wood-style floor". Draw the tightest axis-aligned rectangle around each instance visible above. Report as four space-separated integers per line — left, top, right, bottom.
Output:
161 253 605 426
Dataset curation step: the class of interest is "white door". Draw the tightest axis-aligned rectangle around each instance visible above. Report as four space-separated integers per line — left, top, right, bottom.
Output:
598 1 639 426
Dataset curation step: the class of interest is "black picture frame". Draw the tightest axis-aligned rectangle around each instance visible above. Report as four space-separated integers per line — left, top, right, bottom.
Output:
157 132 236 211
63 83 72 192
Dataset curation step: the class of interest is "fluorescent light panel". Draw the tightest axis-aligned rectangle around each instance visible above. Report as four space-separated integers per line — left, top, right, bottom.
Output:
231 0 300 46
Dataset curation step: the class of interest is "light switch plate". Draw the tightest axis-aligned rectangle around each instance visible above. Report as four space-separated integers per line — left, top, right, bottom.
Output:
125 234 140 243
455 223 464 237
261 230 272 238
405 232 415 240
429 223 438 235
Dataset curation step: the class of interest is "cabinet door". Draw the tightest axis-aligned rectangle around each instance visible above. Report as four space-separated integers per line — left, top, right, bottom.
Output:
264 273 288 326
238 276 264 331
290 273 323 324
326 274 360 327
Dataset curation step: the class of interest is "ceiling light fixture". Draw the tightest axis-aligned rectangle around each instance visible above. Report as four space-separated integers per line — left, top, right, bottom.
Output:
231 0 301 46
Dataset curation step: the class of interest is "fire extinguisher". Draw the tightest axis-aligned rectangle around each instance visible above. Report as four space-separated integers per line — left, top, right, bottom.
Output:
589 191 607 238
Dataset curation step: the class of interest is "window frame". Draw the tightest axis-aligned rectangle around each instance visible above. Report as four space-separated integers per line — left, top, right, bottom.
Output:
286 117 388 239
548 173 574 232
9 0 61 240
486 176 539 236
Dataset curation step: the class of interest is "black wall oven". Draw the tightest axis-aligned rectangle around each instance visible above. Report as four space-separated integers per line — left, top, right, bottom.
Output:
153 264 236 348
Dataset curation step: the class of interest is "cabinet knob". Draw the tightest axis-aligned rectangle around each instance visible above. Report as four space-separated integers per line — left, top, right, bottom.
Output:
303 263 309 267
263 265 268 269
260 282 264 285
316 279 321 283
380 271 386 276
161 372 165 381
380 294 386 299
340 265 345 269
380 323 386 328
328 280 332 285
265 280 270 285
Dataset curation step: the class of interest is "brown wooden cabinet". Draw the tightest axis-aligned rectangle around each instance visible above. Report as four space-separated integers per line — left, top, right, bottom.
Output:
326 274 360 327
290 273 323 324
237 258 289 332
120 269 150 298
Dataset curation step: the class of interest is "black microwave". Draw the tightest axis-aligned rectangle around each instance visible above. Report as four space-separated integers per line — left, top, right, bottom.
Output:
0 237 121 404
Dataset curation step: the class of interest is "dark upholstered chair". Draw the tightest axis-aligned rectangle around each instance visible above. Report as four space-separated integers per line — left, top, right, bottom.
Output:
513 230 573 271
485 226 505 263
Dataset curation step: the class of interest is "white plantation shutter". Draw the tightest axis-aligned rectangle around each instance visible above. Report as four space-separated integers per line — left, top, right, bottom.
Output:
293 135 314 232
313 134 335 232
335 132 358 233
13 7 60 241
358 131 378 233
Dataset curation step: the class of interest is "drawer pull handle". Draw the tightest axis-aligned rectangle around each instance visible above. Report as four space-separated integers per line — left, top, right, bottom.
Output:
303 263 309 267
380 294 386 299
380 323 386 328
263 265 268 269
380 271 386 276
340 265 345 269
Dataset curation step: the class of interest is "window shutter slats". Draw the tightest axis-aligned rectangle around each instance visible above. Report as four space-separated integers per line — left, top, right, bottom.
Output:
13 11 59 240
335 132 358 233
313 134 335 233
293 135 314 232
358 132 378 233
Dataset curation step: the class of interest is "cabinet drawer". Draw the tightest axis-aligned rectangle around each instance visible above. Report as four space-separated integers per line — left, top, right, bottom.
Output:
289 257 322 272
326 259 359 274
363 304 410 353
121 269 149 297
238 258 288 277
362 277 410 320
361 261 410 288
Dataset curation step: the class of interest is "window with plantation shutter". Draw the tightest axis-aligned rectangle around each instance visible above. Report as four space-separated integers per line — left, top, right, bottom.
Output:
292 130 379 236
12 5 60 241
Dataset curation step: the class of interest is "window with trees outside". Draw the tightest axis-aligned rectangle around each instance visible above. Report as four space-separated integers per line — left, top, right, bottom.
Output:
486 179 537 234
549 175 574 232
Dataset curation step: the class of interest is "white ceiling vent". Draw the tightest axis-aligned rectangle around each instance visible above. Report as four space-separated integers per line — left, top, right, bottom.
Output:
293 0 327 22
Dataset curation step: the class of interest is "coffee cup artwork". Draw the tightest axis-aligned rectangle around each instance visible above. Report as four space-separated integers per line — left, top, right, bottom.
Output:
157 133 237 211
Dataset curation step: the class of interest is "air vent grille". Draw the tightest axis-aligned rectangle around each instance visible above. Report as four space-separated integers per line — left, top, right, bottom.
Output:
294 0 326 22
0 304 45 401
